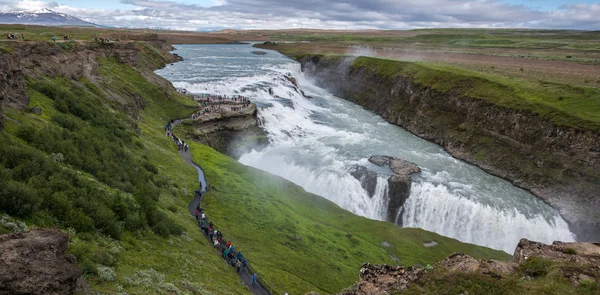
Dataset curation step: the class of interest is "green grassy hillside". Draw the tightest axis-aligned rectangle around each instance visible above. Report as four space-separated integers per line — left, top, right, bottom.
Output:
0 46 249 294
187 143 510 294
1 40 510 295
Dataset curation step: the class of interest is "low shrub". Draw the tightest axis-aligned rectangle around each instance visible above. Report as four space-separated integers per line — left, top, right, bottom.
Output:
521 256 553 277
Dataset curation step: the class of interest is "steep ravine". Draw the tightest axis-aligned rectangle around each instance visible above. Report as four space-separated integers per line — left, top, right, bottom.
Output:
293 54 600 242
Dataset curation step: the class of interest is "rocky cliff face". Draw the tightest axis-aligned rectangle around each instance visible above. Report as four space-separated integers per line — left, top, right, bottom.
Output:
0 52 29 131
0 229 83 295
296 54 600 242
184 104 268 159
0 41 181 123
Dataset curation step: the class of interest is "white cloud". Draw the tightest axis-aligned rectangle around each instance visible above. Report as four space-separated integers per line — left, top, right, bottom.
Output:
2 0 600 30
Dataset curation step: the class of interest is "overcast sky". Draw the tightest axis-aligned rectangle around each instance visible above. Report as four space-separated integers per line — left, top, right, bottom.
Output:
1 0 599 30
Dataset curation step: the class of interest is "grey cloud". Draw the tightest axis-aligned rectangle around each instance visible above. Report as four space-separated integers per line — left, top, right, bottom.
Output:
5 0 599 30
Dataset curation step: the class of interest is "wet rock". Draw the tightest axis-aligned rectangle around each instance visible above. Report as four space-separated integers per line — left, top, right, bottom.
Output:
172 53 184 61
252 51 267 55
284 75 298 87
368 155 420 223
0 228 83 295
349 165 379 198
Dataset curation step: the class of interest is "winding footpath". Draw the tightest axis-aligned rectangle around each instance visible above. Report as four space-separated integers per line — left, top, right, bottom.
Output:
169 119 272 295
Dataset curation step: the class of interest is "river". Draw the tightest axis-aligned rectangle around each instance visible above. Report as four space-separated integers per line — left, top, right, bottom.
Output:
156 44 576 253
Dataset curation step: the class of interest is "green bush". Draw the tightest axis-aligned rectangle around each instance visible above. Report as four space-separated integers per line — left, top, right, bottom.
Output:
0 78 183 239
0 180 42 217
521 256 553 277
563 247 577 255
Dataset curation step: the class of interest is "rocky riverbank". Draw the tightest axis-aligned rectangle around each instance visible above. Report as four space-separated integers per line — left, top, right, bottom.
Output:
288 54 600 242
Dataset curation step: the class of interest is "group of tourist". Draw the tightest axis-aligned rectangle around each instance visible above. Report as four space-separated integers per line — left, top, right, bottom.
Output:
193 192 260 287
93 37 111 43
6 33 23 40
164 104 268 291
165 120 188 151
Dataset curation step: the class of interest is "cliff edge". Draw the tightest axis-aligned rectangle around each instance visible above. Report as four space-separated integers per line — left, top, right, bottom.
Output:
289 54 600 242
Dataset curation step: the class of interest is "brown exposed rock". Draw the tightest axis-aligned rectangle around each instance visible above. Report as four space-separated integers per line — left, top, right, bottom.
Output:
0 228 83 295
0 53 29 111
335 238 600 295
0 41 180 122
338 263 423 295
440 253 518 278
513 238 600 266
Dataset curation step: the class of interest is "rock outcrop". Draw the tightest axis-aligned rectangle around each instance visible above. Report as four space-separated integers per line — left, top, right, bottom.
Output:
349 165 379 198
370 156 420 223
513 238 600 266
295 54 600 241
185 104 268 159
338 263 423 295
0 51 29 131
0 229 83 295
0 40 181 122
338 238 599 294
439 253 518 277
349 156 420 223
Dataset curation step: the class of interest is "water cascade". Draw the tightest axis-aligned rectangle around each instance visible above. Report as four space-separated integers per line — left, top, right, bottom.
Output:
156 44 576 253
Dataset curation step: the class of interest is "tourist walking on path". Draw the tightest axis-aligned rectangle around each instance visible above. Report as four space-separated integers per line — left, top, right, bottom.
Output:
172 117 270 295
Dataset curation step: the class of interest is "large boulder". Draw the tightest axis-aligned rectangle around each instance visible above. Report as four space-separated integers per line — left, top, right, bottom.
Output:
0 229 83 295
440 253 518 277
338 263 423 295
368 156 420 223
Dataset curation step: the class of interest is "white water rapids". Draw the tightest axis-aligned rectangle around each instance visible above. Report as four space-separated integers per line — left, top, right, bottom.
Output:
156 44 576 253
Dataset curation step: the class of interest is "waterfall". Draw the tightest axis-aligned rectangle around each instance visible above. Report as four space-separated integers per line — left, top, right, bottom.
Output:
402 181 575 253
156 44 577 253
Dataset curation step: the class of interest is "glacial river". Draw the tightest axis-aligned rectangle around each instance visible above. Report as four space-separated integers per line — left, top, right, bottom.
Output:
156 44 576 253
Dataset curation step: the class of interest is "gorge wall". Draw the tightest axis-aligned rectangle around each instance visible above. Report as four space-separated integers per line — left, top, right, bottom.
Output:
183 104 268 159
294 54 600 242
0 40 181 127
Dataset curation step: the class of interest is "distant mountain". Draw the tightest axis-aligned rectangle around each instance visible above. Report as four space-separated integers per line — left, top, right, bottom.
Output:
0 8 98 27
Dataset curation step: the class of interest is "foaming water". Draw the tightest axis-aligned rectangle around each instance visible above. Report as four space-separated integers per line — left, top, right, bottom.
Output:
156 44 576 253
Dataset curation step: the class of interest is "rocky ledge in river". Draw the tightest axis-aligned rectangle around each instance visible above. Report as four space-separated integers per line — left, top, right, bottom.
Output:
349 155 420 223
0 229 83 295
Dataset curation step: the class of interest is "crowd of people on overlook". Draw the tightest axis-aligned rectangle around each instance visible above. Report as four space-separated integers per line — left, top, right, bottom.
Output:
181 91 252 120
